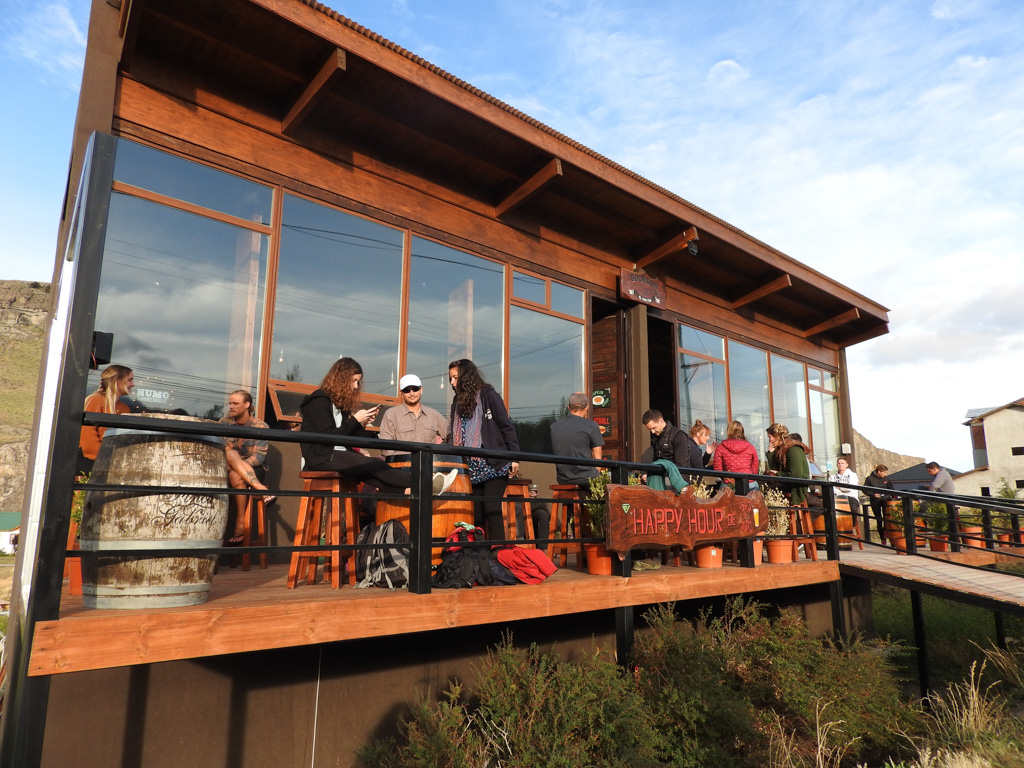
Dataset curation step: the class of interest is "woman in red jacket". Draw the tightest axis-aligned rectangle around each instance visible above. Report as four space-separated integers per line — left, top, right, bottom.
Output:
712 420 760 490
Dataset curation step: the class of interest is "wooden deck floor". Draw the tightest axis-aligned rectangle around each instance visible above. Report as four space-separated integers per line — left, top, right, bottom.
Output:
30 556 838 676
839 546 1024 615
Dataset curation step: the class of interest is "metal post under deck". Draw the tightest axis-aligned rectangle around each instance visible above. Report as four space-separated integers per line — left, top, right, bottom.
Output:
911 590 931 697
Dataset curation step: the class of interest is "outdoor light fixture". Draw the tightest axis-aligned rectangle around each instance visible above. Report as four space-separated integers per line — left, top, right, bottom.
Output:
687 240 699 256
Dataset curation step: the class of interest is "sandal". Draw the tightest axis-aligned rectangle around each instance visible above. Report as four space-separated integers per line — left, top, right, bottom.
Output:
262 494 277 505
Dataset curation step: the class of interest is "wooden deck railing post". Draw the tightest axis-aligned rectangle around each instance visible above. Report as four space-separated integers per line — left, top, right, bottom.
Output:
408 448 434 594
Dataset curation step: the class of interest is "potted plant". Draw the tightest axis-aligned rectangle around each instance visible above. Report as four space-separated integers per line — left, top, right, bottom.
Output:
762 487 792 564
583 471 615 575
922 503 949 552
957 508 985 548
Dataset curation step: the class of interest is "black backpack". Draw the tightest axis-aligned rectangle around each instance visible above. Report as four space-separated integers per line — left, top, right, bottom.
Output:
432 527 516 588
355 520 410 590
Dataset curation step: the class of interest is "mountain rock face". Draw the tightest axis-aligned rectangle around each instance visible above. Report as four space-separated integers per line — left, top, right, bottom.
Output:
853 429 923 474
0 280 50 513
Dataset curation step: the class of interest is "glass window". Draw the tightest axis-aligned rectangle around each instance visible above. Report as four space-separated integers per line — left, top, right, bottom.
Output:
810 391 841 474
821 370 837 392
92 192 268 418
407 237 505 415
770 354 809 447
807 367 822 387
727 341 770 457
680 324 724 360
550 281 584 319
113 139 273 224
508 306 585 452
512 271 545 305
678 353 728 442
273 195 404 394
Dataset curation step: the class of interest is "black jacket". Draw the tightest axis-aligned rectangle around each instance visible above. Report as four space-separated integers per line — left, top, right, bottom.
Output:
299 388 373 468
649 422 691 470
447 386 520 468
863 472 894 500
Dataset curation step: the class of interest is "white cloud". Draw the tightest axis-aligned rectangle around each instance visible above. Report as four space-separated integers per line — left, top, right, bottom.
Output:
705 59 750 89
3 1 85 90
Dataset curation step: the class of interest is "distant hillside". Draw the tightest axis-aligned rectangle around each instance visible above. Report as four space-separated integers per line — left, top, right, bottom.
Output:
0 280 50 511
853 429 923 474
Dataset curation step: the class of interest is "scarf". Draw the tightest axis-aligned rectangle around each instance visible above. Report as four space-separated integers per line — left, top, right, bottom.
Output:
454 395 483 448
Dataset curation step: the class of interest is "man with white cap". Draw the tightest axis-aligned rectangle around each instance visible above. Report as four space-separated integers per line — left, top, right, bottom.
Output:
379 373 449 458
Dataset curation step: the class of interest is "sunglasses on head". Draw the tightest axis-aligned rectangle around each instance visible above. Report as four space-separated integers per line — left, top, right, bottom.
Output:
401 385 422 393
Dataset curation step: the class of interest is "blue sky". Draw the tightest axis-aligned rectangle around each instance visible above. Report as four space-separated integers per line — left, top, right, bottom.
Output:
2 0 1023 471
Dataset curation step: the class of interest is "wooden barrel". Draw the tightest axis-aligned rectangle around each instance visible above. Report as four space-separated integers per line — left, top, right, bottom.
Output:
80 414 229 609
813 497 854 549
376 460 474 565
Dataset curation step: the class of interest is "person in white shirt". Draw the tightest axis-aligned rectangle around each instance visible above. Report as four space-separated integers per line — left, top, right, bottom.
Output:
830 456 861 521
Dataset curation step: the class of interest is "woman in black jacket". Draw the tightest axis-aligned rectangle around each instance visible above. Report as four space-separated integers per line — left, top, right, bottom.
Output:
301 357 455 495
447 359 520 540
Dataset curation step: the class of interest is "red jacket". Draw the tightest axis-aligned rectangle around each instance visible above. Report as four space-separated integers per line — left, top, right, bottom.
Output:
495 547 557 584
712 439 760 477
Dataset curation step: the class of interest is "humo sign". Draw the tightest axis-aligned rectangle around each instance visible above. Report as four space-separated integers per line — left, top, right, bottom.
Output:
604 484 767 552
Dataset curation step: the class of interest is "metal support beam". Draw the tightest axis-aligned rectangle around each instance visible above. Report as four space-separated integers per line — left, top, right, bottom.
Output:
409 448 434 594
615 606 635 667
911 590 931 697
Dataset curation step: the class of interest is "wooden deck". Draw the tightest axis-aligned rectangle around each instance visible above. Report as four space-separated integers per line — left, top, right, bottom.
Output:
30 557 838 676
839 546 1024 615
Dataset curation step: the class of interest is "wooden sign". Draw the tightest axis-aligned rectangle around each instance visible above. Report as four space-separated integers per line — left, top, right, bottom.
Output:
604 484 767 552
619 269 665 306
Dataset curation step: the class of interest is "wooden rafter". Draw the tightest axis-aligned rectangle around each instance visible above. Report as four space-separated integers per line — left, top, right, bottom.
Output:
282 48 347 134
635 226 697 271
801 308 860 338
730 274 792 309
495 158 563 218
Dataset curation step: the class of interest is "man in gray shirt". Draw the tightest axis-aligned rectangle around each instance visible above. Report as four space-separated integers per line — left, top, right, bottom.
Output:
926 461 955 493
550 392 604 486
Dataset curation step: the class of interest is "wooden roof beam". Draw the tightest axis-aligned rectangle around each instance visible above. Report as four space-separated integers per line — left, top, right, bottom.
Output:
282 48 347 134
495 158 563 218
635 226 697 271
801 308 861 338
730 274 792 310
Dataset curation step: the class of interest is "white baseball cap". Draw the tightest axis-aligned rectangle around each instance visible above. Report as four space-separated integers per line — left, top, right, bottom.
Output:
398 374 422 390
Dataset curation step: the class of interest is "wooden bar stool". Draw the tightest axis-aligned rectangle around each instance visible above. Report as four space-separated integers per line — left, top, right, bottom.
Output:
502 478 535 547
240 495 267 570
287 471 361 588
547 484 586 569
789 501 817 561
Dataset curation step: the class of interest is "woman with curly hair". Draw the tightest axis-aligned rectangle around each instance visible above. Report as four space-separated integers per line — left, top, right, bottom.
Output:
446 359 520 540
765 422 810 505
78 364 134 474
301 358 456 496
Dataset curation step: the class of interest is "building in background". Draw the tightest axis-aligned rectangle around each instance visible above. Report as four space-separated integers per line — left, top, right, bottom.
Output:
954 398 1024 497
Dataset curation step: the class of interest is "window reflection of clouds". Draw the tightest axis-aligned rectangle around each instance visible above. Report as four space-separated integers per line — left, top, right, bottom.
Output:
113 139 272 223
728 341 770 456
679 353 727 441
680 325 725 360
508 306 584 422
550 281 584 319
770 354 809 444
95 193 267 416
408 237 505 414
273 195 403 393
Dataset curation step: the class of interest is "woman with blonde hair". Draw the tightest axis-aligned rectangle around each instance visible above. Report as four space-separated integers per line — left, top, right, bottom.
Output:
78 364 134 474
765 423 810 505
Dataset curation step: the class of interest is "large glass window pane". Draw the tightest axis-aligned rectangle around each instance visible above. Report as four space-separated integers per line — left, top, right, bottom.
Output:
811 392 841 473
508 307 585 452
679 353 728 442
550 281 584 319
770 354 809 446
113 139 273 224
407 237 505 415
273 195 404 394
680 324 724 360
92 192 267 418
727 341 770 458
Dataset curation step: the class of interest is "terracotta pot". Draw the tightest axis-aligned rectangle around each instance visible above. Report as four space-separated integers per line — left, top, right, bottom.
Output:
928 535 949 553
752 539 763 565
765 539 793 564
69 556 83 596
584 543 613 576
890 536 907 554
958 524 984 548
996 533 1011 548
694 543 723 569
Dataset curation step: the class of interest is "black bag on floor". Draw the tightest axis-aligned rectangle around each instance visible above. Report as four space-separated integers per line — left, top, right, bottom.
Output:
356 520 410 590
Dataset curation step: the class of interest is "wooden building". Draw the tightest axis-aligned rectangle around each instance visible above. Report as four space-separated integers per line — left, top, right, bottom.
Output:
1 1 889 765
